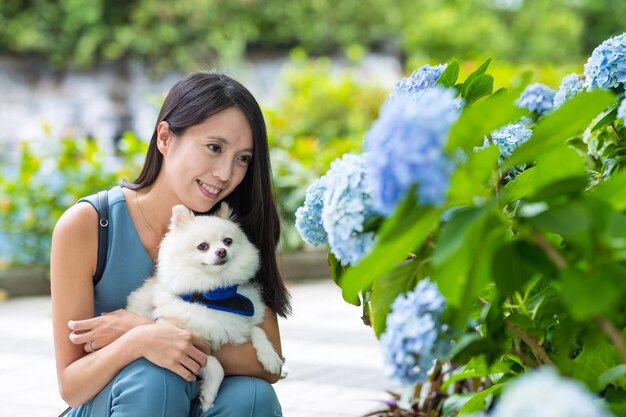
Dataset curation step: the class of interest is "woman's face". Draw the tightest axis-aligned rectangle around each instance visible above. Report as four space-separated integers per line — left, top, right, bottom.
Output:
159 106 254 213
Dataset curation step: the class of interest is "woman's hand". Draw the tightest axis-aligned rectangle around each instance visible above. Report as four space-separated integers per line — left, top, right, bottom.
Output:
126 322 211 381
68 309 152 352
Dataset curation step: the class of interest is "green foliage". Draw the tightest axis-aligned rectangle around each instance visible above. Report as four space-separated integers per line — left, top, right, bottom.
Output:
266 53 388 250
325 55 626 414
0 0 624 72
0 132 146 266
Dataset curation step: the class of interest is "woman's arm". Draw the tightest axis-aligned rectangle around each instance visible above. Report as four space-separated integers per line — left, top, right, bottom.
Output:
51 203 208 407
213 308 283 384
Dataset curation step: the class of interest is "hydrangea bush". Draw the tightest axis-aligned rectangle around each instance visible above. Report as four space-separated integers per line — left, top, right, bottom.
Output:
296 33 626 416
553 73 584 109
380 279 451 384
584 32 626 90
515 82 556 116
490 368 614 417
320 153 375 266
364 88 461 215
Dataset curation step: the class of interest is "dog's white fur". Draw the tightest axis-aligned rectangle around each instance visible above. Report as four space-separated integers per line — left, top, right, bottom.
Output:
127 203 283 410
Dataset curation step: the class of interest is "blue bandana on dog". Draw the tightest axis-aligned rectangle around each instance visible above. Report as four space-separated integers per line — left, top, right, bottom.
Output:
180 285 254 317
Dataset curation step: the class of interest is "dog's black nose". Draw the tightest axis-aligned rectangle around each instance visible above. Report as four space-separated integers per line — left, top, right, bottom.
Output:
215 248 227 258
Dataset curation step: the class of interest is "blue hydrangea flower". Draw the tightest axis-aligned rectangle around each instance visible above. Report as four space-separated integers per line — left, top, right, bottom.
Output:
516 83 556 116
584 32 626 90
491 367 614 417
295 176 328 246
380 279 451 385
553 73 585 108
364 87 461 216
321 153 375 266
618 98 626 124
485 122 533 161
389 64 447 100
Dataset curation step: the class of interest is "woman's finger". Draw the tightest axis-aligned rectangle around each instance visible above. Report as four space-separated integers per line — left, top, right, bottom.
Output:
68 330 93 345
188 345 208 368
191 334 211 354
68 317 100 331
179 354 202 376
172 363 197 382
83 340 98 353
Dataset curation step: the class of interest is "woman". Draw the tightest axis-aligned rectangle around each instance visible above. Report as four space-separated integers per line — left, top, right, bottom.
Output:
51 71 291 416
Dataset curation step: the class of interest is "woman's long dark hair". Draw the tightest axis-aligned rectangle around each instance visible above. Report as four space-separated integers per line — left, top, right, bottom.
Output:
127 71 291 317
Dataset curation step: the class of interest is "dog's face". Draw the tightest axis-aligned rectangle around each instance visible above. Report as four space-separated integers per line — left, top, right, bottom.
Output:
156 203 260 293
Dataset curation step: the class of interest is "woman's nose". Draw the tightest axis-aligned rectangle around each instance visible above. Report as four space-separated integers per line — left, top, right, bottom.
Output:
212 159 233 182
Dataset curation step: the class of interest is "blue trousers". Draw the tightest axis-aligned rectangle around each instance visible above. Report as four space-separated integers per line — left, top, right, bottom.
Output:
67 358 283 417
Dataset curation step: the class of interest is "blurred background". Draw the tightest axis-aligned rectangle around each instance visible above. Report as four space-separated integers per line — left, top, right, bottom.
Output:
0 0 625 284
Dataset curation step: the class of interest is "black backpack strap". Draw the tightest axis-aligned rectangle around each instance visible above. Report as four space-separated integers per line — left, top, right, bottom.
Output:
77 190 109 286
94 190 109 286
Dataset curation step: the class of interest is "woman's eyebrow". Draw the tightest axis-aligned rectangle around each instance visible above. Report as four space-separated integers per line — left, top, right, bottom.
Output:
206 135 229 143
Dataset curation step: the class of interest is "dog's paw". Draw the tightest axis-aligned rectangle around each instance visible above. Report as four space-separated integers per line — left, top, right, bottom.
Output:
199 395 215 412
259 351 284 374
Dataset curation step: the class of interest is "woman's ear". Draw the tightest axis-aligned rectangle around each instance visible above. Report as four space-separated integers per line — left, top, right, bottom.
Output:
156 121 172 156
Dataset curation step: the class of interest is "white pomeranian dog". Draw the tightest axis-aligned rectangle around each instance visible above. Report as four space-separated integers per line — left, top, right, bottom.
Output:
127 203 283 410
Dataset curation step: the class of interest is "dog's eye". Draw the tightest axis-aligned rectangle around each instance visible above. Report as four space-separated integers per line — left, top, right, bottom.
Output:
197 242 209 252
223 238 233 246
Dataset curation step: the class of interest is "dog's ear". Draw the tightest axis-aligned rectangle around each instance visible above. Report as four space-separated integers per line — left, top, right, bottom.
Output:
215 202 234 220
170 205 195 229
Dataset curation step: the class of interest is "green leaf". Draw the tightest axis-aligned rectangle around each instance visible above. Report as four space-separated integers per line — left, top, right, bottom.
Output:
501 145 587 205
442 356 489 390
598 365 626 390
370 260 420 337
328 251 359 306
464 74 494 104
447 145 500 207
339 192 441 301
432 205 505 327
460 57 492 97
446 332 484 365
437 58 460 88
590 168 626 211
459 383 503 415
559 266 624 320
492 241 543 295
447 87 528 152
443 355 519 390
433 206 490 267
592 105 618 132
570 331 624 391
526 201 593 251
505 90 615 168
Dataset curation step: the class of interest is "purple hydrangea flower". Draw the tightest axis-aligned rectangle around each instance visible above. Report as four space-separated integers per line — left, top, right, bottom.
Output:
516 83 556 116
380 279 450 385
554 73 585 108
321 153 375 266
295 176 328 246
491 367 614 417
618 98 626 124
389 64 447 100
584 32 626 90
364 87 461 216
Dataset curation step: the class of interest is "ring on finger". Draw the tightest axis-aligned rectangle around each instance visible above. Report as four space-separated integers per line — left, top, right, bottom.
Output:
87 340 96 352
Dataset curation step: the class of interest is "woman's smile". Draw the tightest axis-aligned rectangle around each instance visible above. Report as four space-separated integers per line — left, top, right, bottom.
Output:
197 179 222 199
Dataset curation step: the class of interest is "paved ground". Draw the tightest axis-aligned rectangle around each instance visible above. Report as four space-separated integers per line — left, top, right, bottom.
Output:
0 279 398 417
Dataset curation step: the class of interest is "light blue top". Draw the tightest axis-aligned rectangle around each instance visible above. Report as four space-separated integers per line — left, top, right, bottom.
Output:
79 186 154 315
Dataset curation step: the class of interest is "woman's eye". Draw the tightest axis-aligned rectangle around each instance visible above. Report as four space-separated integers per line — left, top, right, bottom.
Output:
238 154 252 164
207 144 221 153
197 242 209 251
223 238 233 246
